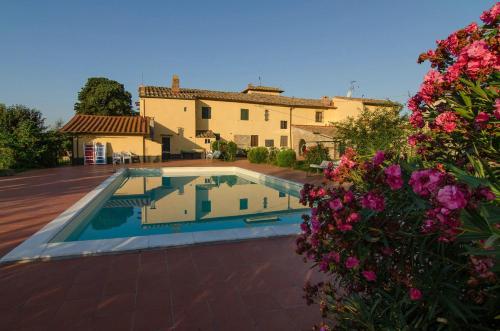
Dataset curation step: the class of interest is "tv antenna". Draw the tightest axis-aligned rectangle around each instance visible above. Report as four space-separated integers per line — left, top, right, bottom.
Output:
347 81 358 97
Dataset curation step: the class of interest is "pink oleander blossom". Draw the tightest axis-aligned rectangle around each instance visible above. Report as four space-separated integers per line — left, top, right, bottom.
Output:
494 99 500 119
409 169 445 197
475 112 490 129
343 190 354 204
435 111 458 133
384 164 404 190
409 111 424 128
362 270 377 282
437 185 468 210
478 187 496 201
419 70 444 103
361 191 385 212
480 2 500 25
407 94 422 112
409 288 423 301
345 256 360 269
329 198 343 211
346 212 360 224
372 151 385 166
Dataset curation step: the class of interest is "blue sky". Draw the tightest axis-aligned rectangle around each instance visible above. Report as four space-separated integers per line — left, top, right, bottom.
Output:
0 0 495 124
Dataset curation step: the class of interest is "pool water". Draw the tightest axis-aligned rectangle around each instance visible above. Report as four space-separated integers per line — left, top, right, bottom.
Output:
52 174 308 242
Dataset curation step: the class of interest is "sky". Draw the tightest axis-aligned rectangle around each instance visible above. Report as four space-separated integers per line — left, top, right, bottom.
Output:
0 0 496 125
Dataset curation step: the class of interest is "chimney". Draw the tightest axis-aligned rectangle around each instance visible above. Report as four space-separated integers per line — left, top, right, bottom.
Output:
321 96 331 107
171 74 180 93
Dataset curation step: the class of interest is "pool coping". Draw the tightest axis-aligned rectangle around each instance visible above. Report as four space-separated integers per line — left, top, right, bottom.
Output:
0 167 304 264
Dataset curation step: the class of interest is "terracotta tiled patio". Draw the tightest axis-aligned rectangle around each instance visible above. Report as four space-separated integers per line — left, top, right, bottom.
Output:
0 160 325 331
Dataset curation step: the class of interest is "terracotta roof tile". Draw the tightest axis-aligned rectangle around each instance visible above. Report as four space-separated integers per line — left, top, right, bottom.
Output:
139 86 335 108
292 124 338 137
60 115 151 135
333 96 400 106
241 84 284 94
196 130 217 138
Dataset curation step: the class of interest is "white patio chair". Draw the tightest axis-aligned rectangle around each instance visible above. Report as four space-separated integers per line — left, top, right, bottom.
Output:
121 151 132 164
308 160 335 176
112 152 122 165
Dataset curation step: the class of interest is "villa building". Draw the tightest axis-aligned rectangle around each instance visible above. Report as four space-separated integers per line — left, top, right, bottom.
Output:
61 75 398 163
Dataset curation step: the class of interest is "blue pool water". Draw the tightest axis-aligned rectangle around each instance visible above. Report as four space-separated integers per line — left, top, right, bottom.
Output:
52 173 308 242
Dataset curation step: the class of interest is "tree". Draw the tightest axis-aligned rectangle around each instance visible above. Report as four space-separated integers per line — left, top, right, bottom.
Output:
333 104 412 157
0 104 70 169
74 77 134 116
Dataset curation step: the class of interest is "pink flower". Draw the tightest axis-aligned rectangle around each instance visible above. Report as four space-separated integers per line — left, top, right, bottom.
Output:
345 256 360 269
361 191 385 212
494 99 500 120
408 135 418 146
338 223 353 232
475 112 489 129
372 151 385 166
437 185 467 210
362 270 377 282
407 94 422 112
343 190 354 204
435 111 458 133
409 288 422 301
384 164 403 190
409 169 445 197
409 111 424 128
419 70 444 104
480 2 500 25
346 212 360 223
329 198 343 211
478 187 495 201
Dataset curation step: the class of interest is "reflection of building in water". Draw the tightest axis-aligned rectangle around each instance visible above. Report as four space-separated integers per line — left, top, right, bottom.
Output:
109 175 304 225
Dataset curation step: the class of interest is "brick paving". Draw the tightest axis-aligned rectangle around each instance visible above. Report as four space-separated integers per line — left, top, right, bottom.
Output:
0 160 325 331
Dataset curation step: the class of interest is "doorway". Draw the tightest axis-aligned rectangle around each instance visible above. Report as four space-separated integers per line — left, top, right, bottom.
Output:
162 136 171 161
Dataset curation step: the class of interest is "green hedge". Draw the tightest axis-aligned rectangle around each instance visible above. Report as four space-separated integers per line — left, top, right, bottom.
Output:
276 149 296 167
211 140 237 161
304 143 330 165
247 147 269 163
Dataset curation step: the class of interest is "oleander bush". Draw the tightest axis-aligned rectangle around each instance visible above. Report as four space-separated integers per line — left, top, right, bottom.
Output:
297 5 499 330
247 147 269 164
276 148 296 167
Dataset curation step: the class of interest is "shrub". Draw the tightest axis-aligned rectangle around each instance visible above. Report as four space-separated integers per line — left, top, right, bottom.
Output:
267 147 279 165
211 140 237 161
297 5 499 330
247 147 269 163
304 143 330 165
276 149 296 167
334 105 413 156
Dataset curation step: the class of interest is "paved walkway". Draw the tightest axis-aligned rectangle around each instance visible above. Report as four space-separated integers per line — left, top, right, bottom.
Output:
0 160 325 331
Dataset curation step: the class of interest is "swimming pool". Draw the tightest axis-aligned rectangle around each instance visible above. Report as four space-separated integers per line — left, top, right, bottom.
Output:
1 167 309 262
52 171 307 242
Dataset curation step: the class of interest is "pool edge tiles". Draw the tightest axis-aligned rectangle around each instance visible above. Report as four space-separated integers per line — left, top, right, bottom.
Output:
0 167 305 263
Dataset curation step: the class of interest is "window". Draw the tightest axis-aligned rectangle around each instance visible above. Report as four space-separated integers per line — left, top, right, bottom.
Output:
265 139 274 147
315 111 324 123
239 198 248 210
279 191 286 198
264 109 269 121
263 197 268 209
202 107 211 119
183 107 187 112
204 138 211 144
250 135 259 147
201 200 211 212
280 120 287 129
240 108 249 120
280 136 288 147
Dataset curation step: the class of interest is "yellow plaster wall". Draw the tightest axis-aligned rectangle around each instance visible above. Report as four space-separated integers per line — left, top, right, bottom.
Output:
73 135 145 158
